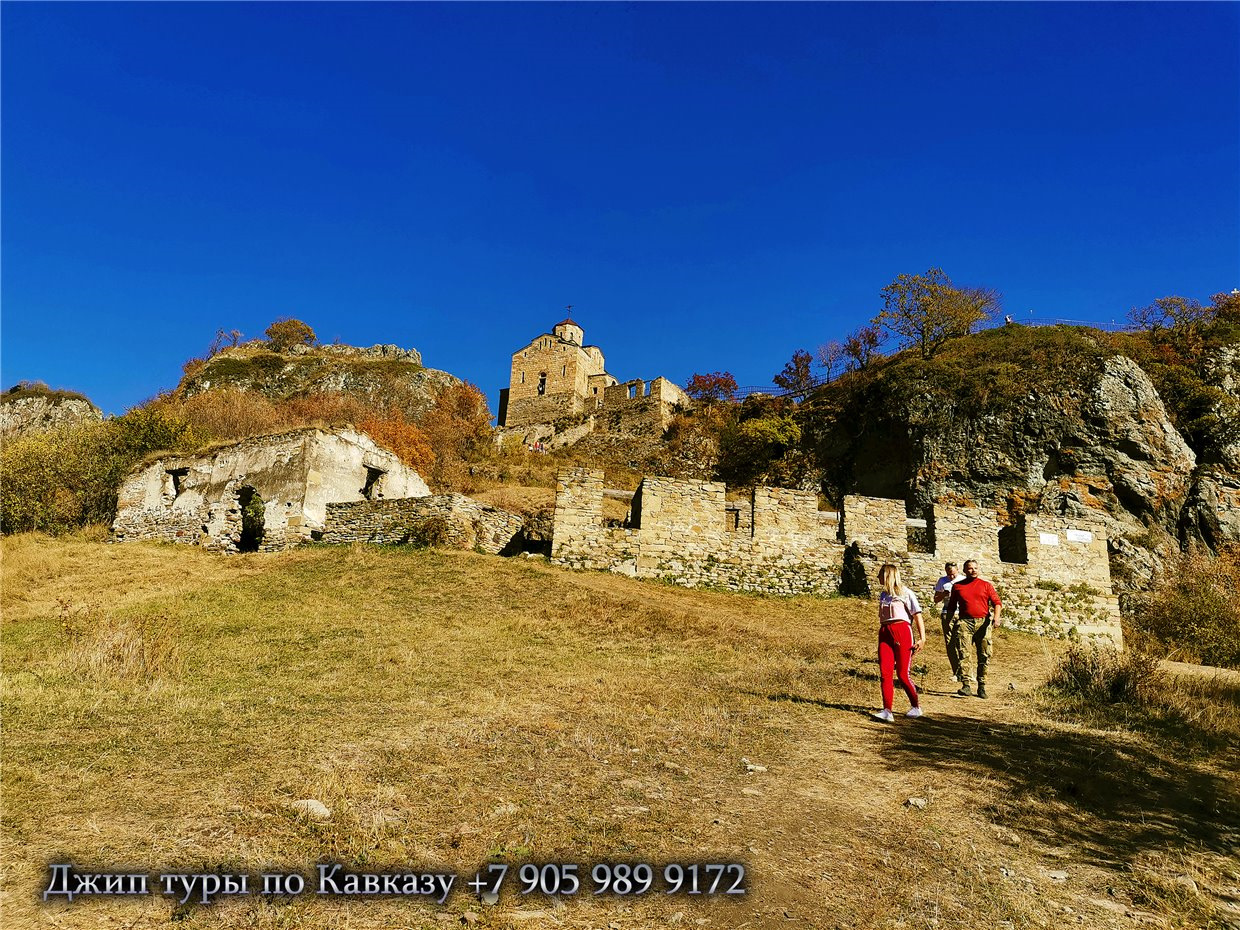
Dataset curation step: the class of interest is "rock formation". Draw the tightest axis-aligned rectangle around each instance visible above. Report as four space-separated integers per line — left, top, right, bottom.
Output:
179 343 460 420
1 387 102 437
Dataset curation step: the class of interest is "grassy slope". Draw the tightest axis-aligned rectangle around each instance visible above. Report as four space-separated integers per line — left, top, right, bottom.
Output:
2 536 1237 930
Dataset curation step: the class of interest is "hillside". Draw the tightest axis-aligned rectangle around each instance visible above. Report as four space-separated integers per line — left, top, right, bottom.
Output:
178 342 460 422
3 534 1237 929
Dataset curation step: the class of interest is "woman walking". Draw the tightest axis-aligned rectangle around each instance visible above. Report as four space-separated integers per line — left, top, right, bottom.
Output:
873 563 925 722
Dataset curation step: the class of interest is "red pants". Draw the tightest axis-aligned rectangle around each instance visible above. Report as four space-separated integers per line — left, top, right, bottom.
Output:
878 621 920 711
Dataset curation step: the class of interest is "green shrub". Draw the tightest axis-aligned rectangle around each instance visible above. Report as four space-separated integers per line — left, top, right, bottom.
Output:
404 516 450 548
0 409 197 534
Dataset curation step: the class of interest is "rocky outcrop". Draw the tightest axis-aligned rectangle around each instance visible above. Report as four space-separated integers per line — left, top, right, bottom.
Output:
180 344 459 420
1179 345 1240 551
812 334 1233 592
1 391 102 437
906 356 1194 547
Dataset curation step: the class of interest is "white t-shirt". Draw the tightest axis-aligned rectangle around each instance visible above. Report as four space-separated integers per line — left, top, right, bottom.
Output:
935 574 958 596
878 590 922 623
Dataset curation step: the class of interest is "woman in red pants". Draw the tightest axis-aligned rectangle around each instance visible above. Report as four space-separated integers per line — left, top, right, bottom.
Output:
873 563 926 722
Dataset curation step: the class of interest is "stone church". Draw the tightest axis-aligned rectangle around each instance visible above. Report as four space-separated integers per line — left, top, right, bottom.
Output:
497 318 688 431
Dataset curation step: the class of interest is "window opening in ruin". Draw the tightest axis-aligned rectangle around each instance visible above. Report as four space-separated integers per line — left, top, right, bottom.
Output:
726 507 740 532
562 364 567 376
236 486 265 553
644 382 652 397
362 467 386 500
521 372 525 384
166 468 189 498
906 509 934 554
592 387 598 394
628 385 636 399
998 522 1029 564
538 373 547 395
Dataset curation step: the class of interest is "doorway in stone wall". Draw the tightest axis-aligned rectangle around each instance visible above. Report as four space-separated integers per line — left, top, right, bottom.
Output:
237 486 265 552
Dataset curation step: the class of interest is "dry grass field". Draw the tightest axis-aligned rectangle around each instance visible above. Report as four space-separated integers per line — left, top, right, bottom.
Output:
2 533 1238 930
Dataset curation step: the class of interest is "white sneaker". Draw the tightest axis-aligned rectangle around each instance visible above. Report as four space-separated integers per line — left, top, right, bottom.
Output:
950 674 960 682
873 709 895 723
906 707 924 718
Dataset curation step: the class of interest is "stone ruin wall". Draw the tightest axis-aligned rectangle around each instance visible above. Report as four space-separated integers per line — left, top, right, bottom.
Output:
552 468 1123 645
504 391 583 432
322 494 525 555
111 429 429 554
597 377 690 434
553 471 845 596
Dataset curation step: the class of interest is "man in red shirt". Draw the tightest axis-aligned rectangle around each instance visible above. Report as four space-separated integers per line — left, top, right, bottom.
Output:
944 559 1003 699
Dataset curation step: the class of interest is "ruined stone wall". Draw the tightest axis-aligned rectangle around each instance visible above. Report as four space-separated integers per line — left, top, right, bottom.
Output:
552 469 1123 644
599 377 688 434
842 496 906 554
551 469 639 569
934 505 1002 565
505 392 581 429
111 429 429 553
322 494 524 554
553 469 844 595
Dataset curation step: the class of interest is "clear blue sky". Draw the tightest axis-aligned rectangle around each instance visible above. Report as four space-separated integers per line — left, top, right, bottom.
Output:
3 2 1237 416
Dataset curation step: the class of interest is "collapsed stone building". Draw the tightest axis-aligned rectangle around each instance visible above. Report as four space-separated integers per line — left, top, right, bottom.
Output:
112 428 431 552
112 427 527 556
497 318 689 441
552 469 1123 645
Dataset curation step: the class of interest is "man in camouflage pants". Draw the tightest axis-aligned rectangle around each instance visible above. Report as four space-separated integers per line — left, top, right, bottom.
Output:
944 559 1003 699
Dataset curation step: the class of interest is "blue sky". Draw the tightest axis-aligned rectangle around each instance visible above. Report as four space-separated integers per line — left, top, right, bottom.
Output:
3 2 1237 416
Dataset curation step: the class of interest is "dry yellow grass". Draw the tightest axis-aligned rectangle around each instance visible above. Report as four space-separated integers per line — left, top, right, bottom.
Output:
2 535 1237 930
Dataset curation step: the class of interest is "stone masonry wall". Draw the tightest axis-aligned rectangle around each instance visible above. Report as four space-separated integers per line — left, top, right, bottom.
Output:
111 429 429 554
505 391 581 429
323 494 524 554
553 469 844 596
552 469 1123 644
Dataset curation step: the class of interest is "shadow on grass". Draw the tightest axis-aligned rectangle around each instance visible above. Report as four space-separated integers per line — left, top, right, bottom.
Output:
880 713 1240 864
763 692 874 718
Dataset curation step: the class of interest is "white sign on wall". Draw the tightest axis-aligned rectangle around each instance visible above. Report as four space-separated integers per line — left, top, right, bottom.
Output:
1066 529 1093 543
1039 532 1060 546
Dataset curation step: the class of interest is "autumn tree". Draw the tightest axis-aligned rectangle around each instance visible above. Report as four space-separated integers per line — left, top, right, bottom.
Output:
419 382 494 487
358 416 435 475
843 324 882 370
265 318 317 352
685 371 739 404
1127 294 1238 360
875 268 1000 359
815 341 846 382
772 349 815 396
208 328 244 356
1213 289 1240 325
